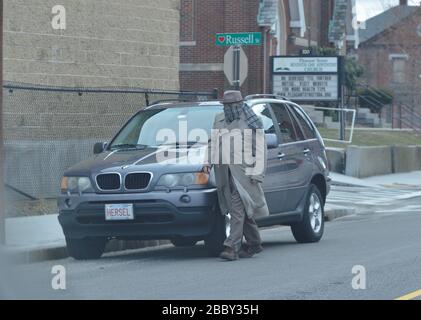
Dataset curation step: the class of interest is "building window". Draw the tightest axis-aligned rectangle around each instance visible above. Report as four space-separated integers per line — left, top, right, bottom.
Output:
288 0 306 38
180 0 196 45
391 57 407 83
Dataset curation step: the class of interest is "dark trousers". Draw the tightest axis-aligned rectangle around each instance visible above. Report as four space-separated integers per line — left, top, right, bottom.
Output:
223 173 262 251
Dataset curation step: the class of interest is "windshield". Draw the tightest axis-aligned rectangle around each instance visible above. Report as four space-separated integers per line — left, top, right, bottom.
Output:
109 105 223 149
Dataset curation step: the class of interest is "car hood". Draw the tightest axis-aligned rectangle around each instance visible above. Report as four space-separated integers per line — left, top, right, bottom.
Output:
64 146 207 176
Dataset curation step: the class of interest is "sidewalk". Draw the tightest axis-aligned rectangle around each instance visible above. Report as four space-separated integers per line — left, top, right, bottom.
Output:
11 171 421 262
362 171 421 189
331 170 421 189
5 214 67 262
6 214 64 250
331 171 421 201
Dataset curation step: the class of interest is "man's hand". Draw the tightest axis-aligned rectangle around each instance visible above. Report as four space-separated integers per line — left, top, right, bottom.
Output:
250 177 262 184
202 164 211 174
250 178 259 184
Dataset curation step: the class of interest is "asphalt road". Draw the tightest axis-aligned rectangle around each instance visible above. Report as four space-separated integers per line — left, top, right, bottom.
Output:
3 203 421 300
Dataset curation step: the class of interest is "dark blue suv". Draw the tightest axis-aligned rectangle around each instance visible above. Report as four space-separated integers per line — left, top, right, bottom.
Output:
58 95 331 259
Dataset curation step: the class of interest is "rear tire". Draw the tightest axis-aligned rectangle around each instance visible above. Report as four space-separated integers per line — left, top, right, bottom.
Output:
291 184 324 243
204 213 229 257
171 238 198 247
66 237 106 260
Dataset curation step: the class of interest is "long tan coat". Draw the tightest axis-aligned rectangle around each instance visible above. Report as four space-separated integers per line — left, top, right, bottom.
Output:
208 112 269 219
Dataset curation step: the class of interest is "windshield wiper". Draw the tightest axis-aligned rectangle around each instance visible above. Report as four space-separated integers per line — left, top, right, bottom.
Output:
157 141 207 148
110 144 148 151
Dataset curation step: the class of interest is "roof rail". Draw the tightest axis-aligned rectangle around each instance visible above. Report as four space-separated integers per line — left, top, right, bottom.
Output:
150 98 195 105
244 94 289 101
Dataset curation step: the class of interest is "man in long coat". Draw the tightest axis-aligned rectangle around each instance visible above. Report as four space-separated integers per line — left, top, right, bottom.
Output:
205 90 269 261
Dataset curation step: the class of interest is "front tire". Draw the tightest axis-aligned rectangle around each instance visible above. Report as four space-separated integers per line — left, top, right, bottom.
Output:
291 184 324 243
66 237 106 260
204 213 230 256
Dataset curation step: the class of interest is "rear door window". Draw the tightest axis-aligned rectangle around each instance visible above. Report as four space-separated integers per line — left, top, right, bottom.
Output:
270 103 302 143
288 105 316 140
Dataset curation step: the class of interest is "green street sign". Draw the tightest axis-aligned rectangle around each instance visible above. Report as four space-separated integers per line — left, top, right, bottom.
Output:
216 32 262 46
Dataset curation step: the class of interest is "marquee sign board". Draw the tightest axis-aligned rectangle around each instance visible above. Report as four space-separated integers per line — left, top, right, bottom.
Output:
272 56 340 102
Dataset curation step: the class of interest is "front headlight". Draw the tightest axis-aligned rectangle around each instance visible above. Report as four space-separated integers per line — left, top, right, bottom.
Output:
61 176 94 194
157 172 209 188
159 174 179 188
78 177 92 192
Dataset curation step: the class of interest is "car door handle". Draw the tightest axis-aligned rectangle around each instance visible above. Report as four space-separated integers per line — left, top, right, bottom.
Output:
278 153 286 160
303 148 310 155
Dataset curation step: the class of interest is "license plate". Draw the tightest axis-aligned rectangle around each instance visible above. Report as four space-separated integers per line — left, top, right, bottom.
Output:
105 204 134 221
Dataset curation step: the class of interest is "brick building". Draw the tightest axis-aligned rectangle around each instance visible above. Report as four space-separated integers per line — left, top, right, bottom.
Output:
3 0 180 140
3 0 182 140
179 0 335 97
354 1 421 129
4 0 180 89
3 0 181 198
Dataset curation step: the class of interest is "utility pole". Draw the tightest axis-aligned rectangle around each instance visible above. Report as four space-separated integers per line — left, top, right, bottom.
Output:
0 0 5 245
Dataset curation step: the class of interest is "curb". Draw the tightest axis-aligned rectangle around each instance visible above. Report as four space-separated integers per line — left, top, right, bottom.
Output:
324 205 356 221
7 239 171 263
7 207 354 263
10 246 69 264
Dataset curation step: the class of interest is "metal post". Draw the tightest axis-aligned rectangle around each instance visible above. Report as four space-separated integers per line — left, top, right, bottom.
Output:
145 92 150 106
338 55 346 141
340 84 346 140
399 104 402 129
392 103 394 129
233 46 240 90
212 88 219 100
0 0 5 245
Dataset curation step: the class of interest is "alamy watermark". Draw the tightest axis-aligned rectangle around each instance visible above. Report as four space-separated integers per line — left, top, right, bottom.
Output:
154 121 266 176
351 265 366 290
51 265 66 290
51 5 66 30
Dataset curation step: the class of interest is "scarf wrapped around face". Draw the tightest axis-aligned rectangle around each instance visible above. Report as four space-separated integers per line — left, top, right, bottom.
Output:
223 102 263 130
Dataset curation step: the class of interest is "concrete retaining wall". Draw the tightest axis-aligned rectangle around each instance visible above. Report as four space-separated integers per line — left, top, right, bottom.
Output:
326 147 345 174
345 146 393 178
392 145 420 173
342 145 421 178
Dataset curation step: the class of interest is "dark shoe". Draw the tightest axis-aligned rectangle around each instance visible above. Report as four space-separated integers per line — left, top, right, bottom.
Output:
239 244 263 258
219 247 239 261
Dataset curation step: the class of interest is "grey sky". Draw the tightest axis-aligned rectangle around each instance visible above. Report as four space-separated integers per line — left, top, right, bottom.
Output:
357 0 421 21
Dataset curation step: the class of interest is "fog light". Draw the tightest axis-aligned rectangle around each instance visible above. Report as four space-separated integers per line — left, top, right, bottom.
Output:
180 195 191 203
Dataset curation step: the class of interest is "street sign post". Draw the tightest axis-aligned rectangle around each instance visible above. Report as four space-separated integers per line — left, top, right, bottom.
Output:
216 32 262 47
218 32 260 89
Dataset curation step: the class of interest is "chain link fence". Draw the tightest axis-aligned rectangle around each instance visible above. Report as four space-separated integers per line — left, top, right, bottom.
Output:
3 82 218 217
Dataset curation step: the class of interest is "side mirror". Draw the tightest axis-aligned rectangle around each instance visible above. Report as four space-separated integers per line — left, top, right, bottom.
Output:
265 134 278 149
93 142 107 155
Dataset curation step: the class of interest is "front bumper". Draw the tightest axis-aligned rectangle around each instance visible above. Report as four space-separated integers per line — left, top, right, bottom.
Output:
58 189 218 240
